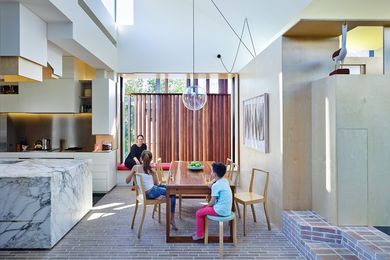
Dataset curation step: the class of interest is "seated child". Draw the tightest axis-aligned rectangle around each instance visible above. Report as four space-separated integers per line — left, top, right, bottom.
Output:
192 162 232 240
126 150 178 230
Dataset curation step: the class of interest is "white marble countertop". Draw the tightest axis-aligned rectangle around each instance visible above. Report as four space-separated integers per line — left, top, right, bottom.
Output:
0 159 88 178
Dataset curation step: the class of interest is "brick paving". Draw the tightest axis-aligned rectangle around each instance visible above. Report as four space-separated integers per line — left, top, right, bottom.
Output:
282 211 390 260
0 187 304 259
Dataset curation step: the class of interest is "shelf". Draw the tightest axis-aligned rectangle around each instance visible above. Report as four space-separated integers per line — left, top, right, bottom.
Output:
80 96 92 99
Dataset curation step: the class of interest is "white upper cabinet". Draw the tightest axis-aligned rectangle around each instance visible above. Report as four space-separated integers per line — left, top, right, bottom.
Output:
92 78 116 134
0 79 81 113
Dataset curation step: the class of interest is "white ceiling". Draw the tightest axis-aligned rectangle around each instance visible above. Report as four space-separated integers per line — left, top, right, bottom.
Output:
117 0 311 73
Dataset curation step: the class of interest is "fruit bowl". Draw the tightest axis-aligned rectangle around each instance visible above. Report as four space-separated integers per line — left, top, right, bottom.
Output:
188 161 204 171
188 165 204 171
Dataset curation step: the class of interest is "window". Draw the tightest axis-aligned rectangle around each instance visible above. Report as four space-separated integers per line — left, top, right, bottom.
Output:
121 73 235 161
101 0 116 20
116 0 134 25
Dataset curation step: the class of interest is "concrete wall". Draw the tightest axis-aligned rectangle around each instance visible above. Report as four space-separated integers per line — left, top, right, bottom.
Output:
239 36 339 227
282 37 338 210
311 77 337 223
239 38 284 226
312 75 390 226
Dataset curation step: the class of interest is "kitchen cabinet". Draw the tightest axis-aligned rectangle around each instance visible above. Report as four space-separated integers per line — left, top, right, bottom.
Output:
80 80 92 113
0 150 117 193
0 79 81 113
75 151 116 193
92 78 116 134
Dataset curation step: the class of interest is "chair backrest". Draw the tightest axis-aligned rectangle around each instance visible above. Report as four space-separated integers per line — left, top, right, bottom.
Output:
134 172 147 201
227 162 240 186
250 168 269 200
226 158 233 172
155 157 165 183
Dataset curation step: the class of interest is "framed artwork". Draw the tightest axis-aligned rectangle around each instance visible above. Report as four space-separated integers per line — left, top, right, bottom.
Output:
243 93 269 153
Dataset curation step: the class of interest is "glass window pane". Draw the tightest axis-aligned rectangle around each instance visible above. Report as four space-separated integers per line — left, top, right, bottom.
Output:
116 0 134 25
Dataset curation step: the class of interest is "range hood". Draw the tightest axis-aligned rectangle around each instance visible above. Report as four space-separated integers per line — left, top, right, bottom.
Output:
0 56 43 82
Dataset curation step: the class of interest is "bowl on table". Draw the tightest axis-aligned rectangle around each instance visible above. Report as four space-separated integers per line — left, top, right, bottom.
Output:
188 161 204 171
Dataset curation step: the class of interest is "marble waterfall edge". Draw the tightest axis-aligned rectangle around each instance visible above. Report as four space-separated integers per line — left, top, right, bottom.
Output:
0 159 92 248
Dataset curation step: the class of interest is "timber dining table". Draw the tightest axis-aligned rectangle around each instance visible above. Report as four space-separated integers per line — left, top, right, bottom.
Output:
166 161 235 243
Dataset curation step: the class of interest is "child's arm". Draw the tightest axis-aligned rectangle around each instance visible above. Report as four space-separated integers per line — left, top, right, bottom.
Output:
208 196 216 207
151 169 160 185
125 166 137 184
207 178 216 188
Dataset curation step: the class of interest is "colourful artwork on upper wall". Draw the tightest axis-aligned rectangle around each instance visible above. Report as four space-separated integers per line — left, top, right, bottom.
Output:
243 93 269 153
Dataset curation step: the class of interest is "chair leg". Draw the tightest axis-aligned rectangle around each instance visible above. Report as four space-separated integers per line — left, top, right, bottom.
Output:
232 217 237 246
235 201 241 218
219 221 224 258
204 217 209 244
250 204 257 223
179 194 182 219
158 203 161 224
138 205 147 239
243 204 247 236
263 203 271 231
152 204 157 219
131 200 138 230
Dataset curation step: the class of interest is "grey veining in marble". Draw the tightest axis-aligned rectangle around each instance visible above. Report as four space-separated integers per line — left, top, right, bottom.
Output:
0 159 92 248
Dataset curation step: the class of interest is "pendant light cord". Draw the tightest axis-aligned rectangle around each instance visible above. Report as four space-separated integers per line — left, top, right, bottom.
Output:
210 0 256 58
192 0 195 76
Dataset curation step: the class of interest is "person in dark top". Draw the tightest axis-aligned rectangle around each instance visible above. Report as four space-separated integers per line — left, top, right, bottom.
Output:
124 134 147 170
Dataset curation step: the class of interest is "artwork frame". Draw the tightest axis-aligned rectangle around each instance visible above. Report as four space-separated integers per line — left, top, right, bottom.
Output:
243 93 269 153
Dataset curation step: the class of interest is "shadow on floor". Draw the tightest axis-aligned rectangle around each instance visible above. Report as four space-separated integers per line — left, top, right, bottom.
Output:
375 226 390 236
93 193 105 206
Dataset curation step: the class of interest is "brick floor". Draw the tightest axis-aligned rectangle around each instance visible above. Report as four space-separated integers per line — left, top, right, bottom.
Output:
0 187 304 259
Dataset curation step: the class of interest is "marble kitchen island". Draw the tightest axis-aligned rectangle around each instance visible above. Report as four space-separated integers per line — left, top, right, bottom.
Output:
0 159 92 249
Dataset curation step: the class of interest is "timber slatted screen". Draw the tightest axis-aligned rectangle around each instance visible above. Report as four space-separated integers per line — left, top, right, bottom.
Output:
131 94 231 162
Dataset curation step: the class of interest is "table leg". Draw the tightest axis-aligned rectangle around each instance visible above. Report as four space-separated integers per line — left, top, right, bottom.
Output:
166 187 170 242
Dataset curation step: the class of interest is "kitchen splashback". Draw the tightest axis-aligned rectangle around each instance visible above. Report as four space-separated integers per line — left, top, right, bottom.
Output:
5 113 94 152
0 114 6 152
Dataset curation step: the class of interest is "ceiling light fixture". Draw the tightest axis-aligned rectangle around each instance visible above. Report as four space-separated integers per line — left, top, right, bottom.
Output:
182 0 207 111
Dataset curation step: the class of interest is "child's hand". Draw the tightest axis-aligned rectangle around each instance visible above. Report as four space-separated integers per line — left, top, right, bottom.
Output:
207 178 216 188
125 175 132 184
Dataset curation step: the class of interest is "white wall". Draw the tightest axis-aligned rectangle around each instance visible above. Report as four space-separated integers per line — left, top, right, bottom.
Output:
0 2 47 66
19 3 47 66
117 0 310 73
239 38 283 226
49 0 117 70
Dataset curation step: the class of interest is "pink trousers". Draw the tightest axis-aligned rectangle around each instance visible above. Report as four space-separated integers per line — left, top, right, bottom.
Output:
196 206 219 237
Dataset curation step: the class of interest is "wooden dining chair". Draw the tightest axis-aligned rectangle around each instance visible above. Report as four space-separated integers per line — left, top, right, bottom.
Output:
155 158 166 184
234 168 271 236
226 158 233 172
131 173 165 239
152 158 168 219
227 162 240 186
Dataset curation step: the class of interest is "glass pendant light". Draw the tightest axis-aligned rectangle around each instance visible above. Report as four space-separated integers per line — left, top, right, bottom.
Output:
182 0 207 111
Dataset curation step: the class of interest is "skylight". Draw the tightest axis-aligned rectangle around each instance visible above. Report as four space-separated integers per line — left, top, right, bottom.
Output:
116 0 134 25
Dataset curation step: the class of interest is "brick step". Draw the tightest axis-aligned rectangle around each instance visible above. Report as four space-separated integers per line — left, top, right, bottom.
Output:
282 211 390 260
340 226 390 260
